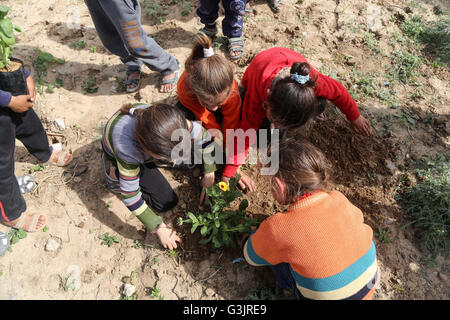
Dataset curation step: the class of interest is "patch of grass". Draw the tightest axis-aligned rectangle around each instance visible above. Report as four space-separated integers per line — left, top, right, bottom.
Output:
69 40 87 50
349 69 397 105
420 17 450 64
397 154 449 258
386 50 422 84
28 163 46 174
181 0 192 16
98 232 121 247
143 1 168 23
401 16 424 42
363 32 383 55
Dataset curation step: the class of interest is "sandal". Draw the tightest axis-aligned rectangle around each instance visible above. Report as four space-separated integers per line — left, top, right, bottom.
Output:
7 212 47 232
159 68 180 93
228 37 245 60
267 0 283 13
245 3 254 16
199 26 218 39
17 175 37 194
124 70 142 93
0 231 9 256
46 149 73 167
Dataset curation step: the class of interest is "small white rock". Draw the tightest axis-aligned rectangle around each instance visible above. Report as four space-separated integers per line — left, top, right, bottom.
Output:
51 143 62 151
45 238 60 252
409 263 420 272
123 283 136 297
54 118 66 131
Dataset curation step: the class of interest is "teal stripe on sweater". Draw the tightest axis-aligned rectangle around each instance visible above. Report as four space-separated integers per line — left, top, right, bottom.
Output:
290 242 377 292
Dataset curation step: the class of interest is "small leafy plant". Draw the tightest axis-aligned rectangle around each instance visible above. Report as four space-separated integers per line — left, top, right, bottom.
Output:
82 77 99 94
8 228 27 245
98 232 121 247
177 174 259 249
374 227 392 243
69 40 86 50
0 6 21 69
28 163 46 173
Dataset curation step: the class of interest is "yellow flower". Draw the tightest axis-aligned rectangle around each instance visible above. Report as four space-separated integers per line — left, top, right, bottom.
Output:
218 182 228 191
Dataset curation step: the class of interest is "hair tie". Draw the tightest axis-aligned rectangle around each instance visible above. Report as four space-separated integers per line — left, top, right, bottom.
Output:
129 107 137 116
203 47 214 58
291 73 310 85
129 104 151 116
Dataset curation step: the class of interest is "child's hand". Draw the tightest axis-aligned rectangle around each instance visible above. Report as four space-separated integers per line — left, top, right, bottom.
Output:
155 222 182 250
26 75 37 102
8 95 33 113
200 172 215 204
221 171 256 193
351 115 372 136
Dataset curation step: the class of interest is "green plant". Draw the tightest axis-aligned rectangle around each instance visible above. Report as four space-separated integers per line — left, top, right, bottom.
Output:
8 228 27 245
28 163 46 174
133 240 143 249
0 270 3 277
90 45 97 53
363 32 383 55
61 271 76 291
98 232 121 247
114 76 126 93
42 226 49 232
148 257 160 268
69 40 87 50
397 154 449 257
82 77 99 94
374 227 392 243
177 174 259 249
401 16 424 42
150 286 163 300
34 50 65 78
0 6 21 69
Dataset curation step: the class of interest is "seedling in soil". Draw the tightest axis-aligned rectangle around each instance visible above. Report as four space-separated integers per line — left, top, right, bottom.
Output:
69 40 87 50
0 270 3 277
82 77 99 94
177 174 259 249
60 271 76 292
90 46 97 53
98 232 121 247
54 78 64 88
34 50 65 78
165 249 179 260
42 226 49 232
114 76 126 93
386 50 422 84
374 227 392 243
8 228 27 247
28 163 46 174
143 1 168 23
133 240 143 249
150 286 163 300
148 257 160 268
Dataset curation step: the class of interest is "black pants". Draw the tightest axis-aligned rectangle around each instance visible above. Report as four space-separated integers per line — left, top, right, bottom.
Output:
0 108 52 222
103 151 178 213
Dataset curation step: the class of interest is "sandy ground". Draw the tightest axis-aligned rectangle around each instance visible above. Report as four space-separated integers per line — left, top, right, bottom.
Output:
0 0 449 300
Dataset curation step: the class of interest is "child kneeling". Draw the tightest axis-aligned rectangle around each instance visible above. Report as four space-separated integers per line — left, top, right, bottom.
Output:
242 138 380 300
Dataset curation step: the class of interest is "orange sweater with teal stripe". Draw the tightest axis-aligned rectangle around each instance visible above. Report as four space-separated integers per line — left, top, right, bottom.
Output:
243 191 380 300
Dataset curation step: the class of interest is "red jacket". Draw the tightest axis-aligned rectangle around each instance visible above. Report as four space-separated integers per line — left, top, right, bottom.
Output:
223 47 361 178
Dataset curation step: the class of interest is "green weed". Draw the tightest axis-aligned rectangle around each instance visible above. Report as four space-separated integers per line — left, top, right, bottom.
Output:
28 163 46 174
8 228 27 245
82 77 99 94
98 232 121 247
143 1 168 23
397 154 449 258
150 286 163 300
69 40 87 50
374 227 392 243
386 50 422 84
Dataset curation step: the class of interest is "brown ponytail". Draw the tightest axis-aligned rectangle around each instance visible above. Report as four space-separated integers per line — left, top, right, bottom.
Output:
267 138 331 205
122 103 189 161
185 32 234 102
268 62 319 129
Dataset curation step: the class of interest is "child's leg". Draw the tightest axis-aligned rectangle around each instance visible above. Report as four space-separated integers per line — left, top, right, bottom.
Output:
197 0 221 30
271 263 304 299
13 109 52 163
85 0 141 73
0 109 27 224
139 162 178 212
221 0 246 38
97 0 178 76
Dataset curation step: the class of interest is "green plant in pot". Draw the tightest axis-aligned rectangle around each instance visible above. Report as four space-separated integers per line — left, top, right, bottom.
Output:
0 6 28 96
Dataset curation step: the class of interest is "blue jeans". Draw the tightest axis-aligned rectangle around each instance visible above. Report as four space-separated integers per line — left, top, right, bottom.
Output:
197 0 246 38
271 263 304 300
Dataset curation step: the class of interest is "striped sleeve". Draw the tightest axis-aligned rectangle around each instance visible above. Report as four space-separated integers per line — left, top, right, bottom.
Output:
188 120 217 174
115 157 162 231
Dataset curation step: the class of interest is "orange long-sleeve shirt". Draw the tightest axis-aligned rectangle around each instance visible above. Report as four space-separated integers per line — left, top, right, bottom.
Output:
177 71 242 144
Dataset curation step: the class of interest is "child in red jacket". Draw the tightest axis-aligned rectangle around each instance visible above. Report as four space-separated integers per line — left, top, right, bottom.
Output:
222 47 371 191
242 138 380 300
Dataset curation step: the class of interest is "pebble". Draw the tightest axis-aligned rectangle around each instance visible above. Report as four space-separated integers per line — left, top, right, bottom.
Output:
54 119 66 131
123 283 136 297
45 238 60 252
409 263 420 272
205 288 215 297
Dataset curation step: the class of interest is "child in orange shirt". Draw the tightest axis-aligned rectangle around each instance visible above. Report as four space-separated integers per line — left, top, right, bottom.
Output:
176 32 241 146
242 138 380 300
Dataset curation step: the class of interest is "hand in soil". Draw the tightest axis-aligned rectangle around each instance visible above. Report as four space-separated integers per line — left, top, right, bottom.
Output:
351 115 372 136
155 222 181 250
26 75 36 102
8 94 33 113
200 172 215 204
222 171 256 193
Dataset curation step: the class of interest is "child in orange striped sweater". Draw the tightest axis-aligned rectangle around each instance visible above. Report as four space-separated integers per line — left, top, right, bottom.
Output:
242 138 380 300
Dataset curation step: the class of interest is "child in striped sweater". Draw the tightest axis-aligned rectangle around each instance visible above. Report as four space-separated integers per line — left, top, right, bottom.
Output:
102 103 218 249
242 138 380 300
